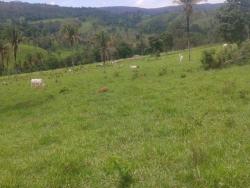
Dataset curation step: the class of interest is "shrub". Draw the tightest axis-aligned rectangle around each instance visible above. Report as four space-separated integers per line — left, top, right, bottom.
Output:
201 49 218 69
158 67 167 76
238 40 250 64
201 44 240 70
216 44 239 66
45 54 60 69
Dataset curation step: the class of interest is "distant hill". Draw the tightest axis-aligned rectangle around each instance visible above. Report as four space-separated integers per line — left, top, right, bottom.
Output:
0 1 103 21
0 1 223 22
100 4 223 15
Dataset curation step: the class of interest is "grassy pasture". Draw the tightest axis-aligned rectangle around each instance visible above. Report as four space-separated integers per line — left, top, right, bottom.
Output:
0 46 249 187
5 44 48 69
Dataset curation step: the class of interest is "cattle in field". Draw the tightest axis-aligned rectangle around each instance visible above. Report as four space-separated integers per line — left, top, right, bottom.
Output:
98 86 109 93
130 65 139 69
31 79 45 88
223 43 228 48
179 54 184 63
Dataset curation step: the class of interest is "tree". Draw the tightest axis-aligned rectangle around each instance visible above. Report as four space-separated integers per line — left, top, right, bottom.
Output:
160 33 174 52
148 36 163 55
7 25 21 63
61 22 80 66
217 0 250 43
243 0 250 39
62 23 80 47
117 42 133 59
0 40 9 74
136 32 147 55
97 31 109 64
173 0 205 62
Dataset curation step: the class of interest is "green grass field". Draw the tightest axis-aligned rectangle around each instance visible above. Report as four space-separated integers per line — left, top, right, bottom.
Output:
0 46 249 187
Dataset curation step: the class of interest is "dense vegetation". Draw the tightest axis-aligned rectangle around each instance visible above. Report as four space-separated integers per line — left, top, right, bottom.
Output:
201 41 250 69
0 2 223 75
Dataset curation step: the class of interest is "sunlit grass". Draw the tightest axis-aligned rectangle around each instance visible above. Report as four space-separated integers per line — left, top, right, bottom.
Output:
0 46 249 187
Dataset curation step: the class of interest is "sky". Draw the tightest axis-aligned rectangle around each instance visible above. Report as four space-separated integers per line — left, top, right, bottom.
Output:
3 0 225 8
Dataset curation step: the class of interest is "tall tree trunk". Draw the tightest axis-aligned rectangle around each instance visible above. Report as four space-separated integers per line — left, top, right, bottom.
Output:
14 44 18 63
0 52 4 74
102 48 106 65
6 55 9 74
187 14 191 62
247 25 250 40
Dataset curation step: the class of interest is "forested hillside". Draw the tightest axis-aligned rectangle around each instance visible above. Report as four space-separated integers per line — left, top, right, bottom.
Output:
0 2 223 75
0 2 222 21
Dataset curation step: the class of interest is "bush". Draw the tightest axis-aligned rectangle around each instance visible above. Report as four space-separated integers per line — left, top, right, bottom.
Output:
201 49 218 69
238 40 250 64
216 44 239 66
45 54 60 69
201 44 240 70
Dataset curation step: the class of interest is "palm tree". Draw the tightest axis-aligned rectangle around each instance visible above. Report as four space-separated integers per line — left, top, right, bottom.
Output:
62 23 80 47
61 23 80 66
8 26 21 63
97 31 109 64
174 0 205 62
0 41 9 74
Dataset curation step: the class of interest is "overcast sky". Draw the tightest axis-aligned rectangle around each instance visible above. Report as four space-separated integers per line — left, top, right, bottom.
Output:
3 0 225 8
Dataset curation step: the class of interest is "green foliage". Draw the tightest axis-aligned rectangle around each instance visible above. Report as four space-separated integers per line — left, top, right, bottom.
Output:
96 31 109 63
61 22 80 47
201 44 240 69
201 48 217 69
238 40 250 64
0 40 10 75
160 33 174 52
105 157 135 188
217 0 250 43
148 36 163 54
158 66 168 76
6 25 22 62
117 42 133 59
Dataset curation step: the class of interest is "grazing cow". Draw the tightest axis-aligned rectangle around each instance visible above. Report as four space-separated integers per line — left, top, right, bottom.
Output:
98 86 109 93
223 43 228 48
179 54 184 63
130 65 139 69
31 79 45 88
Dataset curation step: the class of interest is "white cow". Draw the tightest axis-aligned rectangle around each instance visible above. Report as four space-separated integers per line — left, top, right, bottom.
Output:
130 65 139 69
179 54 184 63
31 79 45 88
223 43 228 48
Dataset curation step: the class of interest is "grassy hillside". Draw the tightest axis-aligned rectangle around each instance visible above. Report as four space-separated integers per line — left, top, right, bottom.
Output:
0 46 249 187
5 44 80 73
17 44 48 60
6 44 48 68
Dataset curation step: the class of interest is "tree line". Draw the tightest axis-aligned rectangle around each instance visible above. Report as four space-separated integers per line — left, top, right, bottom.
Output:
0 0 249 75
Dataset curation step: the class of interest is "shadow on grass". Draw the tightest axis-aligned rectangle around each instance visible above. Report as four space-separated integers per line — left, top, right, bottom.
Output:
0 94 55 114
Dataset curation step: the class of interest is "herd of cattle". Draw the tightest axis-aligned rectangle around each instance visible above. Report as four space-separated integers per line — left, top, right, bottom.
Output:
29 52 190 88
14 45 230 89
30 64 142 88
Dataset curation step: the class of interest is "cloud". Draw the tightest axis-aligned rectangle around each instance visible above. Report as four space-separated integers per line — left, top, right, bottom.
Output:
136 0 144 6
